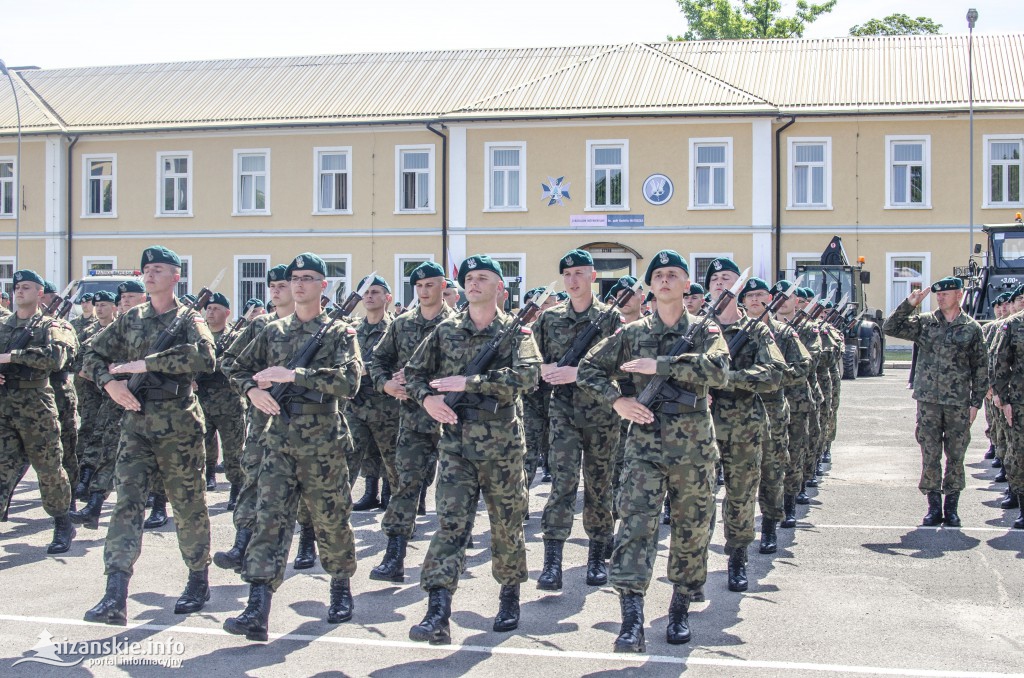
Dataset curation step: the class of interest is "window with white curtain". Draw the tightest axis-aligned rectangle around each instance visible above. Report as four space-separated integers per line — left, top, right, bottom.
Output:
322 258 350 303
83 154 116 217
175 258 191 298
789 139 831 209
587 140 627 209
690 139 732 209
0 158 14 217
0 259 13 297
158 152 192 216
396 146 434 212
486 143 525 210
985 137 1023 207
235 150 270 214
886 136 930 208
315 148 352 214
887 255 929 313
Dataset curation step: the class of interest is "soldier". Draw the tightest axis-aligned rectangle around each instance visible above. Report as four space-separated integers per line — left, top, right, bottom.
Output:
604 276 643 511
42 289 82 511
578 250 729 651
82 246 216 626
986 293 1014 509
223 252 362 641
368 261 455 582
883 277 987 527
806 300 841 491
0 290 11 312
442 278 461 308
990 285 1024 528
40 280 58 309
71 293 97 334
682 283 706 316
404 254 540 644
0 269 77 554
520 287 551 488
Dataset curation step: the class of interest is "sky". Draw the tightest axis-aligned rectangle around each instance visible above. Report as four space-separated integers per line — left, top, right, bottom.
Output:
0 0 1022 69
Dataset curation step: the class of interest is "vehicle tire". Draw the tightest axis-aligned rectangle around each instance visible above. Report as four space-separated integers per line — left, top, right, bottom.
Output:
843 344 859 380
860 330 883 377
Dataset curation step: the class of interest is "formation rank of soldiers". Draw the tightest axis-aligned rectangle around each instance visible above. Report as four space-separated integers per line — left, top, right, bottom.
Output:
2 242 1007 656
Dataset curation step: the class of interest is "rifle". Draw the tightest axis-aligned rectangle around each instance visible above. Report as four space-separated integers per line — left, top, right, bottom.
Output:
556 279 643 369
48 282 78 320
727 275 804 355
634 270 749 413
442 282 555 414
0 284 69 388
268 272 377 422
790 286 834 330
823 293 851 327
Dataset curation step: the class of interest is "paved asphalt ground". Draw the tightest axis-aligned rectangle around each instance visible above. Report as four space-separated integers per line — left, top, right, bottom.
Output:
1 372 1022 677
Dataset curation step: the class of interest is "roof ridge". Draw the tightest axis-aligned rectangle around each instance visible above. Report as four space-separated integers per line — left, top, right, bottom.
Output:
9 70 67 132
636 42 772 106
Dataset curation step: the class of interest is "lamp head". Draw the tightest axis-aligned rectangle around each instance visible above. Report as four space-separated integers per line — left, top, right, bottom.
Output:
967 8 978 29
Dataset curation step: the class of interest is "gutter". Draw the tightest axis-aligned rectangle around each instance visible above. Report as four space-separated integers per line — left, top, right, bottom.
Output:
65 135 79 282
426 121 449 275
774 116 796 280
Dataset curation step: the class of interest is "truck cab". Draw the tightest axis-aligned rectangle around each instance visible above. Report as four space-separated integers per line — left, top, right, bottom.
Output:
959 214 1024 320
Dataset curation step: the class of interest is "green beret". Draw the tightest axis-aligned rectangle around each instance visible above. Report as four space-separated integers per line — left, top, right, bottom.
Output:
141 245 182 269
43 280 57 294
1010 285 1024 302
703 257 741 289
738 277 771 302
524 286 547 303
685 282 706 297
445 278 457 289
0 291 8 299
795 287 815 300
208 292 230 309
119 280 146 294
555 291 569 302
244 298 265 310
604 276 639 303
13 270 44 287
80 292 95 302
457 255 504 288
92 290 116 303
411 261 445 283
358 274 392 294
267 265 288 284
770 280 795 296
930 276 964 293
644 249 689 285
994 292 1013 305
285 253 328 279
560 249 594 272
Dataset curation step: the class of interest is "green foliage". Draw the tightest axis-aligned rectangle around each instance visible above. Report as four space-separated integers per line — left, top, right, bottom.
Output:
849 13 943 36
669 0 838 41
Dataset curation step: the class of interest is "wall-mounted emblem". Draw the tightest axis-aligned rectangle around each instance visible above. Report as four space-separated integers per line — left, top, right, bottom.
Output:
642 174 673 206
541 176 571 206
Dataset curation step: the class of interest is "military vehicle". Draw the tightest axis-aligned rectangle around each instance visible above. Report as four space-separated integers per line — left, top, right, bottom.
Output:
958 213 1024 320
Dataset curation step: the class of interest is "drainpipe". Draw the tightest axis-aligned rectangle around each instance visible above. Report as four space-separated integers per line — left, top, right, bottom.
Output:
426 122 448 274
66 135 79 284
774 116 796 280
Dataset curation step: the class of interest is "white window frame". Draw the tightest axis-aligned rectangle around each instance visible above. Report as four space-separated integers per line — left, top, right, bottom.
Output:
0 256 16 297
81 154 117 218
787 137 832 210
321 254 353 303
82 257 117 276
313 147 354 215
786 252 820 280
156 151 193 217
689 252 735 286
490 253 527 309
688 138 733 210
484 142 527 212
886 252 931 314
394 253 434 307
586 139 629 211
394 145 436 214
175 256 193 298
233 149 271 216
983 134 1024 209
233 255 272 313
885 135 931 209
0 156 15 219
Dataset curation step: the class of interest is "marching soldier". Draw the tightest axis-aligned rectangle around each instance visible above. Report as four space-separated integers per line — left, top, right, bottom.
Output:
521 287 552 487
82 246 216 625
986 293 1015 509
883 277 987 527
0 269 78 554
70 293 97 334
682 283 706 316
989 285 1024 528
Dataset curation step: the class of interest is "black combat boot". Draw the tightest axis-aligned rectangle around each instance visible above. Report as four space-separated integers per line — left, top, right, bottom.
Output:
586 539 609 586
716 465 725 486
74 465 95 501
662 495 671 525
293 524 317 570
409 588 452 644
380 478 391 511
70 491 105 530
795 481 810 505
996 466 1008 483
537 539 564 591
780 494 797 528
84 572 130 626
821 443 832 464
541 459 552 483
492 584 520 632
145 492 155 509
613 592 645 653
47 512 76 554
213 528 252 572
1014 496 1024 530
666 590 691 645
206 463 217 491
417 480 429 516
806 471 819 488
226 484 239 511
727 547 749 592
922 491 943 526
984 443 996 460
759 516 778 554
224 583 272 642
327 577 354 623
942 493 962 527
1000 489 1020 510
174 567 211 614
144 493 168 529
352 476 381 511
993 456 1003 468
370 535 407 582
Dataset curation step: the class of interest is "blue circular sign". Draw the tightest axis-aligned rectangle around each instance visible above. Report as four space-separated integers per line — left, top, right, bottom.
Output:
643 174 673 205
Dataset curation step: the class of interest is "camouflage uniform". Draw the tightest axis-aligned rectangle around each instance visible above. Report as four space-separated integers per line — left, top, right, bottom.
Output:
83 299 216 575
883 299 987 495
49 318 81 491
403 310 540 593
783 323 822 496
824 323 845 446
809 323 837 478
990 311 1024 500
197 328 247 490
982 321 1007 466
73 321 105 473
522 383 551 485
347 314 399 485
577 311 729 596
227 311 362 591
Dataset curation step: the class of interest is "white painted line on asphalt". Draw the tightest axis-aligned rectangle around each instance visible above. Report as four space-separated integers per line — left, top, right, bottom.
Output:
803 523 1022 534
1 614 1020 678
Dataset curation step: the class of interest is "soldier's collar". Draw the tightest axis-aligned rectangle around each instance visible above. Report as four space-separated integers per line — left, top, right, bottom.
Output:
566 294 598 319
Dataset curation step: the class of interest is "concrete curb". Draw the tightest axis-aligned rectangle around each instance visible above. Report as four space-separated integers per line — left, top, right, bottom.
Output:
884 361 911 370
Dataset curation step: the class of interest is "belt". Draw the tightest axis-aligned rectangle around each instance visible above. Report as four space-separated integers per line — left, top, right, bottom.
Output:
657 397 708 415
144 385 194 401
4 378 48 390
285 401 339 416
461 405 516 422
50 371 73 384
761 392 786 403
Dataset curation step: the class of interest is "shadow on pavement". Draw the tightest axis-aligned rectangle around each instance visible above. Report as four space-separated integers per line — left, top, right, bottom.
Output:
862 528 981 558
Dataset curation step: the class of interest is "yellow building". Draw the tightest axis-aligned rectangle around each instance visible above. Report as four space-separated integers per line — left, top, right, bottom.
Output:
1 36 1022 318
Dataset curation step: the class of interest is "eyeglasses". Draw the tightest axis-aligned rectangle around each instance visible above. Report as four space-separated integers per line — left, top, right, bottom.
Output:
290 276 323 284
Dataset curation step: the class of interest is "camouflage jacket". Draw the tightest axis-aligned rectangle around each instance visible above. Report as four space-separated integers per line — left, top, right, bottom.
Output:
783 317 822 410
532 294 619 426
404 309 540 460
196 327 238 396
0 306 10 321
713 312 785 395
0 310 76 387
884 299 987 408
70 315 98 337
764 317 812 400
990 311 1024 405
350 313 397 414
821 322 845 371
369 303 454 433
577 310 729 460
222 312 276 377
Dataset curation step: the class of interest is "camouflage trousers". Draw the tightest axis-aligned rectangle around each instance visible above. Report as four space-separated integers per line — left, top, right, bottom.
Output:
346 398 399 486
714 393 766 551
759 396 790 521
812 370 833 468
88 398 127 495
803 402 822 481
0 392 71 517
613 418 630 502
827 367 842 443
541 405 620 543
999 404 1024 495
75 378 104 467
522 390 549 487
915 401 972 495
233 409 268 531
382 425 440 539
610 452 716 596
53 375 80 490
783 408 812 494
103 401 211 575
243 412 356 591
986 399 1008 461
200 387 247 487
421 449 528 592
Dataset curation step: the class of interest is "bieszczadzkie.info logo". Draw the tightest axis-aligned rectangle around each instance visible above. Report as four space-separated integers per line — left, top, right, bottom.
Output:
14 629 184 668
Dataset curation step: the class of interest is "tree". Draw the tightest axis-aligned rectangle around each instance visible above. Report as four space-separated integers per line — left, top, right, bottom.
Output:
669 0 838 41
849 14 943 36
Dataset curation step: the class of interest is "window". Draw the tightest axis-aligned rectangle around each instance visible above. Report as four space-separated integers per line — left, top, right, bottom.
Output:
887 254 929 313
0 157 14 218
491 255 526 310
985 136 1023 207
83 257 115 275
690 253 734 286
234 150 270 215
586 140 628 210
236 257 269 311
0 259 13 298
175 257 192 298
322 256 351 304
786 253 820 281
396 255 431 306
885 136 930 208
314 148 352 214
395 146 434 213
157 152 192 216
485 142 526 211
789 138 831 209
82 154 116 217
689 139 732 209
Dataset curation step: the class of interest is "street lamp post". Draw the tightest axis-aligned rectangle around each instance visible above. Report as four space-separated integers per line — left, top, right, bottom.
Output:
0 59 20 270
967 8 979 259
